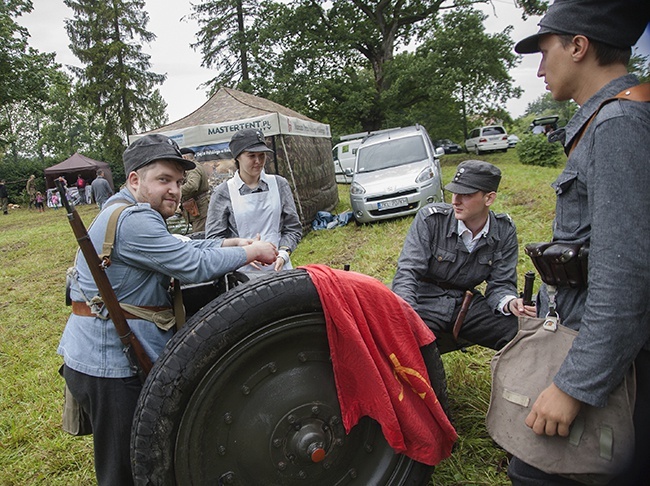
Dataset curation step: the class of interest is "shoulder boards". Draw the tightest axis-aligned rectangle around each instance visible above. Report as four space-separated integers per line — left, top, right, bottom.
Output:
424 203 452 217
495 212 514 225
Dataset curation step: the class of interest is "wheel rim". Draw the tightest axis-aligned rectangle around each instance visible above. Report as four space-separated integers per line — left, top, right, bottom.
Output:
173 313 419 485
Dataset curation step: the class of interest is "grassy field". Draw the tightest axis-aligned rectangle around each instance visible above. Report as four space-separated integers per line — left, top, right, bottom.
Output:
0 150 563 485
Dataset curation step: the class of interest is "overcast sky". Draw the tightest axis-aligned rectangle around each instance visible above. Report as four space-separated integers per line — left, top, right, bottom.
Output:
18 0 650 129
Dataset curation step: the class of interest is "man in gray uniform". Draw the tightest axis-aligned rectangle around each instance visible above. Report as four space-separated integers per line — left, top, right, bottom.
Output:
392 160 535 353
510 0 650 483
90 169 113 209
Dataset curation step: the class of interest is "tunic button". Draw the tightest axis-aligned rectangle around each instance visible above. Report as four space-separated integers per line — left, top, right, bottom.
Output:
437 256 443 262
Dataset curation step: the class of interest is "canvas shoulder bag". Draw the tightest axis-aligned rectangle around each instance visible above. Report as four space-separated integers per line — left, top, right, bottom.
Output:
486 316 635 485
59 365 92 436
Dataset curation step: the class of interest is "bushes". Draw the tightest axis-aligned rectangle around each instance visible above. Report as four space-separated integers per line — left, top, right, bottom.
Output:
516 133 565 167
0 158 47 202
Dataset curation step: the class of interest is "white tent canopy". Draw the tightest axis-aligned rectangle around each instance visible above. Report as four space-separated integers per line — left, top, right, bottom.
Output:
129 112 330 147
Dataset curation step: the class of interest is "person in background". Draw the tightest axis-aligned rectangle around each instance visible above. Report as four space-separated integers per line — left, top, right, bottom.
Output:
90 169 113 209
179 147 210 234
510 0 650 483
50 191 60 209
392 160 535 353
205 128 302 276
0 180 8 215
26 174 37 210
76 174 87 204
35 191 45 212
58 134 278 485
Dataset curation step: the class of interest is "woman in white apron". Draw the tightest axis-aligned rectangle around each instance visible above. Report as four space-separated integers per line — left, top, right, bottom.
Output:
205 129 302 277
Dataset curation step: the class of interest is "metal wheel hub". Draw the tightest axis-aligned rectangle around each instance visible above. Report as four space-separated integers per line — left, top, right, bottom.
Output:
270 403 346 478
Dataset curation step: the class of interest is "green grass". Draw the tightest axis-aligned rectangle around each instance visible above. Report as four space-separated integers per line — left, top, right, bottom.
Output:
0 150 563 485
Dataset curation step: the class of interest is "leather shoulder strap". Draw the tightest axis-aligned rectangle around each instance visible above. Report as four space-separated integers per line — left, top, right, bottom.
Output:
569 83 650 155
99 201 134 261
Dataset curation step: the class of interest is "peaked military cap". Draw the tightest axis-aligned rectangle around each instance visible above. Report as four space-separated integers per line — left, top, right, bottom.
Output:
229 128 274 161
123 134 195 174
515 0 650 54
444 160 501 194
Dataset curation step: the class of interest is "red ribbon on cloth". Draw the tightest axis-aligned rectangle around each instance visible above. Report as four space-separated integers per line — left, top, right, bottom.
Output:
302 264 457 465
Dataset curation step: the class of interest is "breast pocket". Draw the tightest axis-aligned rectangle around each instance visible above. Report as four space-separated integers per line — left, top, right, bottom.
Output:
429 246 457 280
477 251 499 281
552 170 582 233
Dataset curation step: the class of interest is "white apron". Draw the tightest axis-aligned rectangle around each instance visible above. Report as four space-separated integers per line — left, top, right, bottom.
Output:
227 171 292 274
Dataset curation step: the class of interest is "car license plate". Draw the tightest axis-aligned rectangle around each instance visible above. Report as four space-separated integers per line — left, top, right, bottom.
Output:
377 197 407 211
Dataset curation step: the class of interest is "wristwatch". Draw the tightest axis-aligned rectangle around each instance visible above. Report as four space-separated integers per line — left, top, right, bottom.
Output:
279 246 292 255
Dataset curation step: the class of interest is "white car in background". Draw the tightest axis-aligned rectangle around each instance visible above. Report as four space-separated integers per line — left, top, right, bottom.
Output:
507 134 520 148
465 125 509 154
349 125 445 224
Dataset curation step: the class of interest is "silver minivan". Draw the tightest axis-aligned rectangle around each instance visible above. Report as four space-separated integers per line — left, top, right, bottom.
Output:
350 125 444 224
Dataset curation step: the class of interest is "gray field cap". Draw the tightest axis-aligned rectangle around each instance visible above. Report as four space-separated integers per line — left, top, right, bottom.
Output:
444 160 501 194
123 134 195 174
515 0 650 54
229 129 274 160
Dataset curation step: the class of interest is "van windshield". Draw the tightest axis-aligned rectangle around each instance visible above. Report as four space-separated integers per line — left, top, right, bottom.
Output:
356 135 427 173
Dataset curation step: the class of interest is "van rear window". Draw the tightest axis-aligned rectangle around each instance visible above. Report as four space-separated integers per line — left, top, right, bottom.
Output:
482 127 505 136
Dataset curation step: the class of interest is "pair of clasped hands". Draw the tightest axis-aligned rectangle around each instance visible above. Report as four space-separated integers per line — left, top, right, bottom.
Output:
227 234 285 271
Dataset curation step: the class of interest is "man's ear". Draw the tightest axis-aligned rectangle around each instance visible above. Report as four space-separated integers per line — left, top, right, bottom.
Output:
571 35 590 61
127 171 140 190
484 191 497 207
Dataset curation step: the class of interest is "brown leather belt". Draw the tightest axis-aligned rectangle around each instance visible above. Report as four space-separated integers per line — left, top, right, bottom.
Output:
71 301 171 320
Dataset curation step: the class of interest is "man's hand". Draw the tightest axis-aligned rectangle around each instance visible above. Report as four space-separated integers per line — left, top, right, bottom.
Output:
244 240 278 266
525 383 582 436
508 297 537 317
223 234 259 247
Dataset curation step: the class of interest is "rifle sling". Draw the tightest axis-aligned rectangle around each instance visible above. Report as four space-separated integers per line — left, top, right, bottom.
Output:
569 83 650 155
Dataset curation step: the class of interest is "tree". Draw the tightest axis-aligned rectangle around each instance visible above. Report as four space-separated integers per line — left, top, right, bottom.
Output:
38 71 108 161
64 0 166 164
417 8 521 138
629 53 649 83
191 0 548 133
523 92 577 127
190 0 265 91
377 8 520 140
0 0 58 150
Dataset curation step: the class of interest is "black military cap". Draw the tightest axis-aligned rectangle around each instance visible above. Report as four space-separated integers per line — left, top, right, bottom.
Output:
229 128 274 160
444 160 501 194
515 0 650 54
123 134 195 175
179 147 195 155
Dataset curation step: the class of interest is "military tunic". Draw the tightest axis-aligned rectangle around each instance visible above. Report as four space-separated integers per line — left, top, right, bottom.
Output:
392 202 519 351
180 162 211 233
509 75 650 486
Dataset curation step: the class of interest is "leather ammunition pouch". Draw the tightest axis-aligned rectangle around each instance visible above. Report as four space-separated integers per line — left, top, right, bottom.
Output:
182 197 200 217
525 242 589 288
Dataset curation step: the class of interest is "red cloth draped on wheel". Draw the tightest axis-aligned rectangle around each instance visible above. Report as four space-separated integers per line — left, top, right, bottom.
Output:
302 264 457 465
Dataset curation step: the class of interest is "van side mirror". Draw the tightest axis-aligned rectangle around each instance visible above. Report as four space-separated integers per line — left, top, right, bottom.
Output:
434 147 445 157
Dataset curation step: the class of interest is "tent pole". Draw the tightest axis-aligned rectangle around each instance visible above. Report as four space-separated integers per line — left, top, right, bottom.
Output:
279 135 305 226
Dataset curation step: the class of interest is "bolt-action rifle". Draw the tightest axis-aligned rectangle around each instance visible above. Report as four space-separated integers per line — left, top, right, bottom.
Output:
56 180 152 382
